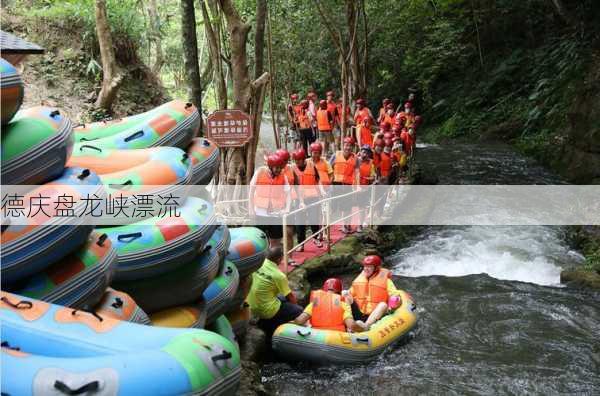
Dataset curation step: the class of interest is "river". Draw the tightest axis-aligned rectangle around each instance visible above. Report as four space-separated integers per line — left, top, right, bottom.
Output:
260 142 600 395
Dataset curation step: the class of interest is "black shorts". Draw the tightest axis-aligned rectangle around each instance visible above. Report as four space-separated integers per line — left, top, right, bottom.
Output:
255 215 283 239
257 300 304 337
351 301 369 322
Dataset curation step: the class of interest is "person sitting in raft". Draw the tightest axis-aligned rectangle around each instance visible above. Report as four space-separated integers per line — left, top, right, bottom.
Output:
342 255 402 330
294 278 366 332
246 247 304 340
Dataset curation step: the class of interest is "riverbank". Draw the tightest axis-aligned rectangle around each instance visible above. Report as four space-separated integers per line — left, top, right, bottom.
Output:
561 226 600 289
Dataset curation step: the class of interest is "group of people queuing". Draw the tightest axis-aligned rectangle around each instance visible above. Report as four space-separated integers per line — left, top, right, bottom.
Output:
249 91 422 251
246 247 404 340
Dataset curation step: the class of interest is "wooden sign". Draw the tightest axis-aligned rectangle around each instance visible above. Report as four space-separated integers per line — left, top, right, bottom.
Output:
206 109 253 147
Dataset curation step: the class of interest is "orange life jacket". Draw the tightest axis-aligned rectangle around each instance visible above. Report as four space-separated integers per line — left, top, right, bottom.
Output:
293 104 303 120
309 158 332 185
380 152 392 178
358 125 373 147
333 151 356 185
352 268 391 315
383 114 394 127
309 290 346 332
359 160 374 185
373 152 382 168
327 101 338 123
354 108 372 127
253 167 287 212
292 163 320 199
316 109 332 132
298 110 311 129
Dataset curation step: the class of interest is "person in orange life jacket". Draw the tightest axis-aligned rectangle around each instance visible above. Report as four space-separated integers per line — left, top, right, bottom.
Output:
294 278 366 332
343 255 402 330
407 127 416 155
392 136 408 177
316 99 335 156
247 246 304 340
357 117 374 148
276 149 304 263
354 98 374 129
382 103 395 127
378 139 394 185
325 91 341 150
356 144 377 232
249 153 292 248
307 142 333 186
399 127 412 156
395 114 407 129
402 102 416 128
296 100 315 153
291 148 325 251
372 138 384 170
287 93 302 129
329 137 358 234
378 98 392 124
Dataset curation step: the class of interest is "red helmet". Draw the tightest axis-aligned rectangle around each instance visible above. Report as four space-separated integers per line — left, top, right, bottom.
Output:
374 138 385 148
362 255 382 267
356 98 366 106
322 278 343 294
380 122 391 131
310 142 322 153
319 99 327 109
275 149 290 163
326 90 335 97
404 102 412 109
383 132 393 140
292 148 306 160
343 136 355 146
290 93 299 100
301 99 309 109
266 154 284 168
383 98 391 105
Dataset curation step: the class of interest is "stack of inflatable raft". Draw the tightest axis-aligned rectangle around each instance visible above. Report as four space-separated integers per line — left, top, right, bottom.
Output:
1 58 267 393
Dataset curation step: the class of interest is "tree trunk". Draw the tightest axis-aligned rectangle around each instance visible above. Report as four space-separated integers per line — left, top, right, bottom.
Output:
147 0 164 76
180 0 203 132
254 0 267 80
346 0 360 100
94 0 123 111
201 0 227 109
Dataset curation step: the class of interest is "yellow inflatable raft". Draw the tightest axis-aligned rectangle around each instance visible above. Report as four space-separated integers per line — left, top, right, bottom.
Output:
272 290 417 364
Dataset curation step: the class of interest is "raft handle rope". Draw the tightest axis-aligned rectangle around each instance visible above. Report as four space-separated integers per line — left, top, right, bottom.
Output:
197 203 208 214
1 341 20 351
111 297 124 309
109 180 133 189
71 309 103 322
211 350 233 363
54 380 100 395
296 329 311 337
185 102 193 109
77 169 91 180
225 266 233 276
0 296 33 310
124 130 144 142
117 232 143 242
79 144 103 153
49 110 61 119
202 139 211 147
182 153 189 163
355 337 370 344
96 233 108 247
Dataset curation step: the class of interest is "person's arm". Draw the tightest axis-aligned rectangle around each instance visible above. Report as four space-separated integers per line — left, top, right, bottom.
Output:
326 162 334 181
286 291 298 305
294 303 312 325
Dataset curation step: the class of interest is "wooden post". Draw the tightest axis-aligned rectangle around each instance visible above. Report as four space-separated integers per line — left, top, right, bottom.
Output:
266 6 279 149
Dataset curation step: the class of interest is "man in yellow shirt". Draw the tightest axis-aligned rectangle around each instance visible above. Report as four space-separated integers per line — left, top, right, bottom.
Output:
294 278 365 332
246 247 303 338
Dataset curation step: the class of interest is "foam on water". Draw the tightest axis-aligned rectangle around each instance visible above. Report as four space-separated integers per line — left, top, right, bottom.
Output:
390 226 577 286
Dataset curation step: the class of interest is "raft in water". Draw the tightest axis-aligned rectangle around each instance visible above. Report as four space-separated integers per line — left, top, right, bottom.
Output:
272 290 418 364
